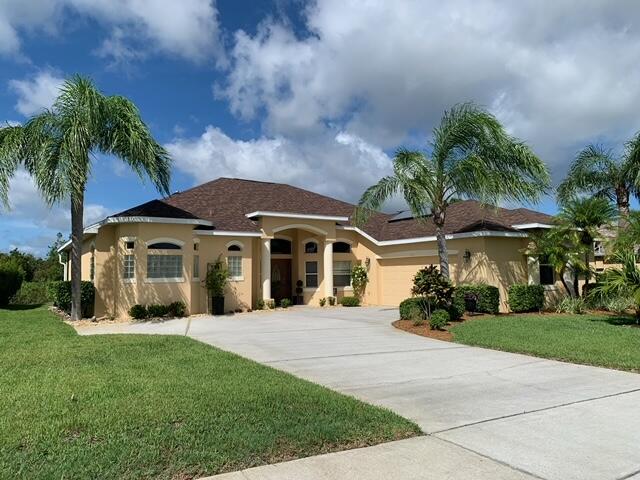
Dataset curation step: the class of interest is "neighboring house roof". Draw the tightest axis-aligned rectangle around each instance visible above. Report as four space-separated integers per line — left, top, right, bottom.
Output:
102 177 555 242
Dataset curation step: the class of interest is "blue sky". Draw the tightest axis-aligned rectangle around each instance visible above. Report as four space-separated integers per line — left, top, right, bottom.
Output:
1 0 639 255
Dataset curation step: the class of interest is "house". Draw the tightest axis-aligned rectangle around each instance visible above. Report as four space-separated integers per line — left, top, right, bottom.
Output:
58 177 559 318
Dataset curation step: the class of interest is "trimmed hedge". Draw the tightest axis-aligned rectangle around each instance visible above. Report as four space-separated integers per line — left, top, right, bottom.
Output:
430 309 450 330
508 284 545 313
129 304 148 320
455 284 500 314
400 295 464 321
339 296 360 307
0 266 23 306
10 281 53 306
129 301 187 320
49 281 95 318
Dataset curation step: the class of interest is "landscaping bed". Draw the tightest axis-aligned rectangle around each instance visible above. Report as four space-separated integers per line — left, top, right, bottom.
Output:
0 306 419 479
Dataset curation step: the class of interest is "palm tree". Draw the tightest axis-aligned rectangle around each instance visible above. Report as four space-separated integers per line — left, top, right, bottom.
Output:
0 75 171 320
557 137 640 226
594 250 640 322
355 103 550 278
555 196 617 291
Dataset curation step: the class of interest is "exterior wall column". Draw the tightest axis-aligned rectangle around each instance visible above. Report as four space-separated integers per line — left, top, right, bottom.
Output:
324 240 333 297
527 256 540 285
261 237 272 300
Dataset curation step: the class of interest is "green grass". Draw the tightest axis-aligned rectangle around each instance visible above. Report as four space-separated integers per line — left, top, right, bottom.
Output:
0 307 419 479
451 313 640 372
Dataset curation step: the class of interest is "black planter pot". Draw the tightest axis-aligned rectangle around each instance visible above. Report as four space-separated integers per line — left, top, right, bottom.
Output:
212 296 225 315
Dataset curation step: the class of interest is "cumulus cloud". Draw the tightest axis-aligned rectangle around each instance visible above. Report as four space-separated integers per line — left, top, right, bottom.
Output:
166 126 393 204
8 71 64 116
219 0 640 181
0 0 223 64
2 169 111 232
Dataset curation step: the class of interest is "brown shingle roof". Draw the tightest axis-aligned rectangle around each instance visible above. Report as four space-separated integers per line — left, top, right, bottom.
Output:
114 178 553 241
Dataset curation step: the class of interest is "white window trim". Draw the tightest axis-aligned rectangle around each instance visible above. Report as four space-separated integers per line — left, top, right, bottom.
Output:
145 277 185 284
305 260 319 289
123 278 137 284
303 287 318 292
146 237 185 248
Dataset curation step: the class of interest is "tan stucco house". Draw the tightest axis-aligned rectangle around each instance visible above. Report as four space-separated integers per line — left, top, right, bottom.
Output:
59 177 560 319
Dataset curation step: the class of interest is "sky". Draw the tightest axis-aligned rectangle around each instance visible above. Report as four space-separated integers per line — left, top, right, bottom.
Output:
1 0 640 256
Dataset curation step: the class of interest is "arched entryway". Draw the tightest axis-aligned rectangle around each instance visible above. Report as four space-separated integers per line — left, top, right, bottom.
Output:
270 238 292 304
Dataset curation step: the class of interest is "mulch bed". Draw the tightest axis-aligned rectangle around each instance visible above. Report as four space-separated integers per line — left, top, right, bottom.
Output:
393 314 490 341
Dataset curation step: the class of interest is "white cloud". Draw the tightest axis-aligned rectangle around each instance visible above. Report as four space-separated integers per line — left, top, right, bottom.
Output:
8 71 64 116
166 126 393 204
219 0 640 181
1 169 111 232
0 0 223 64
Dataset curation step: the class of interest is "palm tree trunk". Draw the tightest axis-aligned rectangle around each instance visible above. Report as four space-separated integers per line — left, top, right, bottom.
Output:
584 251 590 291
617 186 630 229
433 209 450 278
559 267 572 297
70 194 84 321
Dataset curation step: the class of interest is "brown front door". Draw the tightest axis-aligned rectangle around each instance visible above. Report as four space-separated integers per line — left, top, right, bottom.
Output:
271 259 292 304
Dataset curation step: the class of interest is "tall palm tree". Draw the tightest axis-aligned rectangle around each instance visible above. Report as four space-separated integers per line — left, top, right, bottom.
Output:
355 103 550 278
557 137 640 226
555 196 617 290
0 75 171 320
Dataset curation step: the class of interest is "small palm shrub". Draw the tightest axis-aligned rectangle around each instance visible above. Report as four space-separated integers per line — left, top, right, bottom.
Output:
508 284 545 313
594 251 640 321
328 296 336 306
430 309 450 330
168 301 186 317
555 297 586 314
319 297 326 307
339 296 360 307
147 304 169 318
129 304 148 320
280 298 292 308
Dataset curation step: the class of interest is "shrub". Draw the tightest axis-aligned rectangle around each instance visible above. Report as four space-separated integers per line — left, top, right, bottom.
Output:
411 266 454 315
256 299 265 310
168 301 186 317
400 291 464 321
129 304 148 320
266 299 276 309
455 284 500 314
430 309 450 330
508 284 545 313
280 298 292 308
49 280 95 318
448 293 465 320
339 296 360 307
407 303 425 326
205 256 229 297
351 264 369 298
604 296 635 314
319 297 326 307
328 296 336 306
10 281 52 305
555 297 586 315
0 266 24 306
147 304 169 318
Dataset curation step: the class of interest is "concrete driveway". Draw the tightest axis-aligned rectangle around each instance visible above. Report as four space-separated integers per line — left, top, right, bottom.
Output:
77 307 640 480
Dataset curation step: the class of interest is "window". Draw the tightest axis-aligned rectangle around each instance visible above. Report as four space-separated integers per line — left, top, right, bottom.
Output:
305 261 318 288
125 240 135 250
539 255 554 285
304 241 318 254
593 241 605 256
271 238 291 255
333 241 351 253
147 255 182 279
90 248 95 282
193 255 200 279
228 244 242 252
228 256 242 279
194 242 199 251
333 261 351 287
148 242 181 250
123 254 135 280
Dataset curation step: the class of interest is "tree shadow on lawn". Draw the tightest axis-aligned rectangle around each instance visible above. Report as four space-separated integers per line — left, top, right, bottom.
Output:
2 304 45 311
588 314 639 327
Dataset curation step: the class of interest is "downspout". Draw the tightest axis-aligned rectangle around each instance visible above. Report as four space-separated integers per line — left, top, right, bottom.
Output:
58 253 68 281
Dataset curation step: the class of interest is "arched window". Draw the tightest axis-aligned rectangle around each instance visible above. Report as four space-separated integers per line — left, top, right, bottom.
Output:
147 242 182 250
304 241 318 254
226 242 244 280
228 244 242 252
333 241 351 253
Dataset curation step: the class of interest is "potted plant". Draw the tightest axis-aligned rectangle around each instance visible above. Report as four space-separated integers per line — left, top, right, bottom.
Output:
206 256 230 315
295 280 304 305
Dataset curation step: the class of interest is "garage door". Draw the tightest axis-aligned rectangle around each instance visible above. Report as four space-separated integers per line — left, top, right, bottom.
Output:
379 256 438 305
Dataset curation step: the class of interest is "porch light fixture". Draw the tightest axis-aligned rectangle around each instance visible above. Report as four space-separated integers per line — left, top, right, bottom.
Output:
364 257 371 269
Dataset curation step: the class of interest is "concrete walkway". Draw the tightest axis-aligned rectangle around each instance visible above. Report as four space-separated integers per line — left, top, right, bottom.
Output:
77 307 640 480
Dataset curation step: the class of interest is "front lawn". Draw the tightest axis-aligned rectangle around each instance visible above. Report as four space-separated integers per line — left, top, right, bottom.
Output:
0 307 419 479
450 313 640 372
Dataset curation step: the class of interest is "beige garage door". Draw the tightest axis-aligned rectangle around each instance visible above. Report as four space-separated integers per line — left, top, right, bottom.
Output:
379 256 438 305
